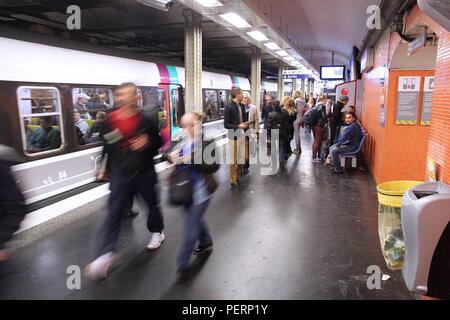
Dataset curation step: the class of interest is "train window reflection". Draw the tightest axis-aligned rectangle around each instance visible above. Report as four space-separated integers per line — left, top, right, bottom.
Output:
204 90 220 123
171 89 181 128
141 87 167 130
218 90 229 119
72 87 114 121
72 87 113 146
17 87 64 155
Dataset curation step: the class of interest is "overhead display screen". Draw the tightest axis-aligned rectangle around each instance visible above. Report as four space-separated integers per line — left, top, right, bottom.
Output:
320 65 346 80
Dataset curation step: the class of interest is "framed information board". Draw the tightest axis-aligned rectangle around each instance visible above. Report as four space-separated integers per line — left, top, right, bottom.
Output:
396 76 421 125
421 76 435 125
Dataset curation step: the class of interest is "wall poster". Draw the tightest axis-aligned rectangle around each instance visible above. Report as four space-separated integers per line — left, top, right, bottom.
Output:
421 76 435 126
396 76 421 125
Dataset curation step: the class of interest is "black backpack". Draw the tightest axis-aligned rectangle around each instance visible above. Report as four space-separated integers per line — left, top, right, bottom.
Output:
268 110 282 130
303 105 320 127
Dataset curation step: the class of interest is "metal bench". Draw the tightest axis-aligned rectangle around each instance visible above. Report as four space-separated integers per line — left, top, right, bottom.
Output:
340 134 367 168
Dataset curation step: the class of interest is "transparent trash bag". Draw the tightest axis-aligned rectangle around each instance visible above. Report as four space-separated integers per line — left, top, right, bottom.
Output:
378 204 405 270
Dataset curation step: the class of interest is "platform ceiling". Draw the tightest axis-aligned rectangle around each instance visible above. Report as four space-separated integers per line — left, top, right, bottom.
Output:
0 0 281 77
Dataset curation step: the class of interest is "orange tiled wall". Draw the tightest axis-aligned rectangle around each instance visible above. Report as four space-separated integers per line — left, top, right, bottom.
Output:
382 70 432 182
361 4 450 184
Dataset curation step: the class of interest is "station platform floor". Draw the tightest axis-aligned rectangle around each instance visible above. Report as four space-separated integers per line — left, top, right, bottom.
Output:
0 132 413 300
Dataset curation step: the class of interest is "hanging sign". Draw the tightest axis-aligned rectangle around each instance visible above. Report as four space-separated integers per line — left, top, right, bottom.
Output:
408 29 427 56
283 69 313 79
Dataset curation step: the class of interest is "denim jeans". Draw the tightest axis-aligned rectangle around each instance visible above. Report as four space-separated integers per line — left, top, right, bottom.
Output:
177 199 212 269
95 168 164 257
330 145 355 169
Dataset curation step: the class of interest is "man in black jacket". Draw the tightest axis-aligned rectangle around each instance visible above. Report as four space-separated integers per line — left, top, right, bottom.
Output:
330 95 349 145
85 83 164 280
224 88 248 187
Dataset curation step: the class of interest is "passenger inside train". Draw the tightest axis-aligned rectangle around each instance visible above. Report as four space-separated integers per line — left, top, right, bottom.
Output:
85 111 108 144
26 116 62 154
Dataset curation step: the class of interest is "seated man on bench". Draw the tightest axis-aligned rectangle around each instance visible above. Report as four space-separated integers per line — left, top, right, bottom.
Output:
330 112 363 174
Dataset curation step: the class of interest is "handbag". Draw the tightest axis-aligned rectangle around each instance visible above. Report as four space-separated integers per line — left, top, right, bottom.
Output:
168 166 193 206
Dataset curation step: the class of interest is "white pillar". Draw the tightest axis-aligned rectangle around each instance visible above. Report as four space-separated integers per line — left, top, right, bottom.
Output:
292 78 298 96
307 78 313 95
277 61 285 101
251 49 261 110
183 9 203 113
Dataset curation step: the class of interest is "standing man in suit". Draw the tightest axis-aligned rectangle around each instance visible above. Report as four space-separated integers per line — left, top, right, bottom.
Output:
224 88 248 188
242 91 260 175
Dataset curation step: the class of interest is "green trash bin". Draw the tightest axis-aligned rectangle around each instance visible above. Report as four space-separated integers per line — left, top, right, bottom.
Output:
377 181 423 270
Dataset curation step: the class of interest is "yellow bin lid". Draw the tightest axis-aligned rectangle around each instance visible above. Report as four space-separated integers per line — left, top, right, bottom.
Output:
377 181 423 208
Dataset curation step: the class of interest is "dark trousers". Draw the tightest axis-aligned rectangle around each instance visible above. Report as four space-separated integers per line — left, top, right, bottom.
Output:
95 168 164 257
0 161 26 249
330 122 341 145
330 145 354 169
177 199 212 269
312 125 324 159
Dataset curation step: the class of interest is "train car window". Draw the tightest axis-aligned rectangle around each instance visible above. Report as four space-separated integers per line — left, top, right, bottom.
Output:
72 87 114 119
204 90 221 123
136 88 144 108
170 88 181 128
218 90 229 119
17 86 64 156
141 87 168 130
71 87 114 146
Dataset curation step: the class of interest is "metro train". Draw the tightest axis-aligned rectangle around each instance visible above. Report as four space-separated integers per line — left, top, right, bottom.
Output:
0 36 277 206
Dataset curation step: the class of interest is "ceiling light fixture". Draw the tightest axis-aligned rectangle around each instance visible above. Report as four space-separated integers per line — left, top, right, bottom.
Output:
194 0 223 7
247 30 269 42
219 13 251 29
276 50 289 57
264 42 281 50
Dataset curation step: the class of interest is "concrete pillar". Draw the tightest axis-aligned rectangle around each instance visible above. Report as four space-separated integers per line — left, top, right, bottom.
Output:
292 78 297 95
183 9 203 113
277 61 285 101
250 49 261 110
307 78 313 95
311 79 315 95
301 78 305 95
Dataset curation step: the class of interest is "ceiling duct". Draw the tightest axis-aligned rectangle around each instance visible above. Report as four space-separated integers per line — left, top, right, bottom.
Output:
136 0 174 12
417 0 450 32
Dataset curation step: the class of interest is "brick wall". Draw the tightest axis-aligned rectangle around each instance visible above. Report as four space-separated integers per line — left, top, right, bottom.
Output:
361 4 450 184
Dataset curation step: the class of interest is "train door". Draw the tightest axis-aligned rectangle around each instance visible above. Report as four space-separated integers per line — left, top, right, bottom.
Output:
159 83 185 142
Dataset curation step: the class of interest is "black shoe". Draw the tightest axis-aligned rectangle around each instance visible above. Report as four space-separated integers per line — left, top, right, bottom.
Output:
330 168 344 174
230 182 238 188
176 268 189 284
127 209 139 218
242 168 250 175
194 243 214 256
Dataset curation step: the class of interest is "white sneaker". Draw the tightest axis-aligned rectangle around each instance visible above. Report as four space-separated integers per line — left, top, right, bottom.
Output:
147 232 165 250
84 252 121 280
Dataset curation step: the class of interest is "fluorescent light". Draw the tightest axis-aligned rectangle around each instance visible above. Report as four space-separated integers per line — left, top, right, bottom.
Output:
285 56 296 61
220 13 251 29
194 0 223 7
264 42 281 50
247 30 269 42
276 50 289 57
